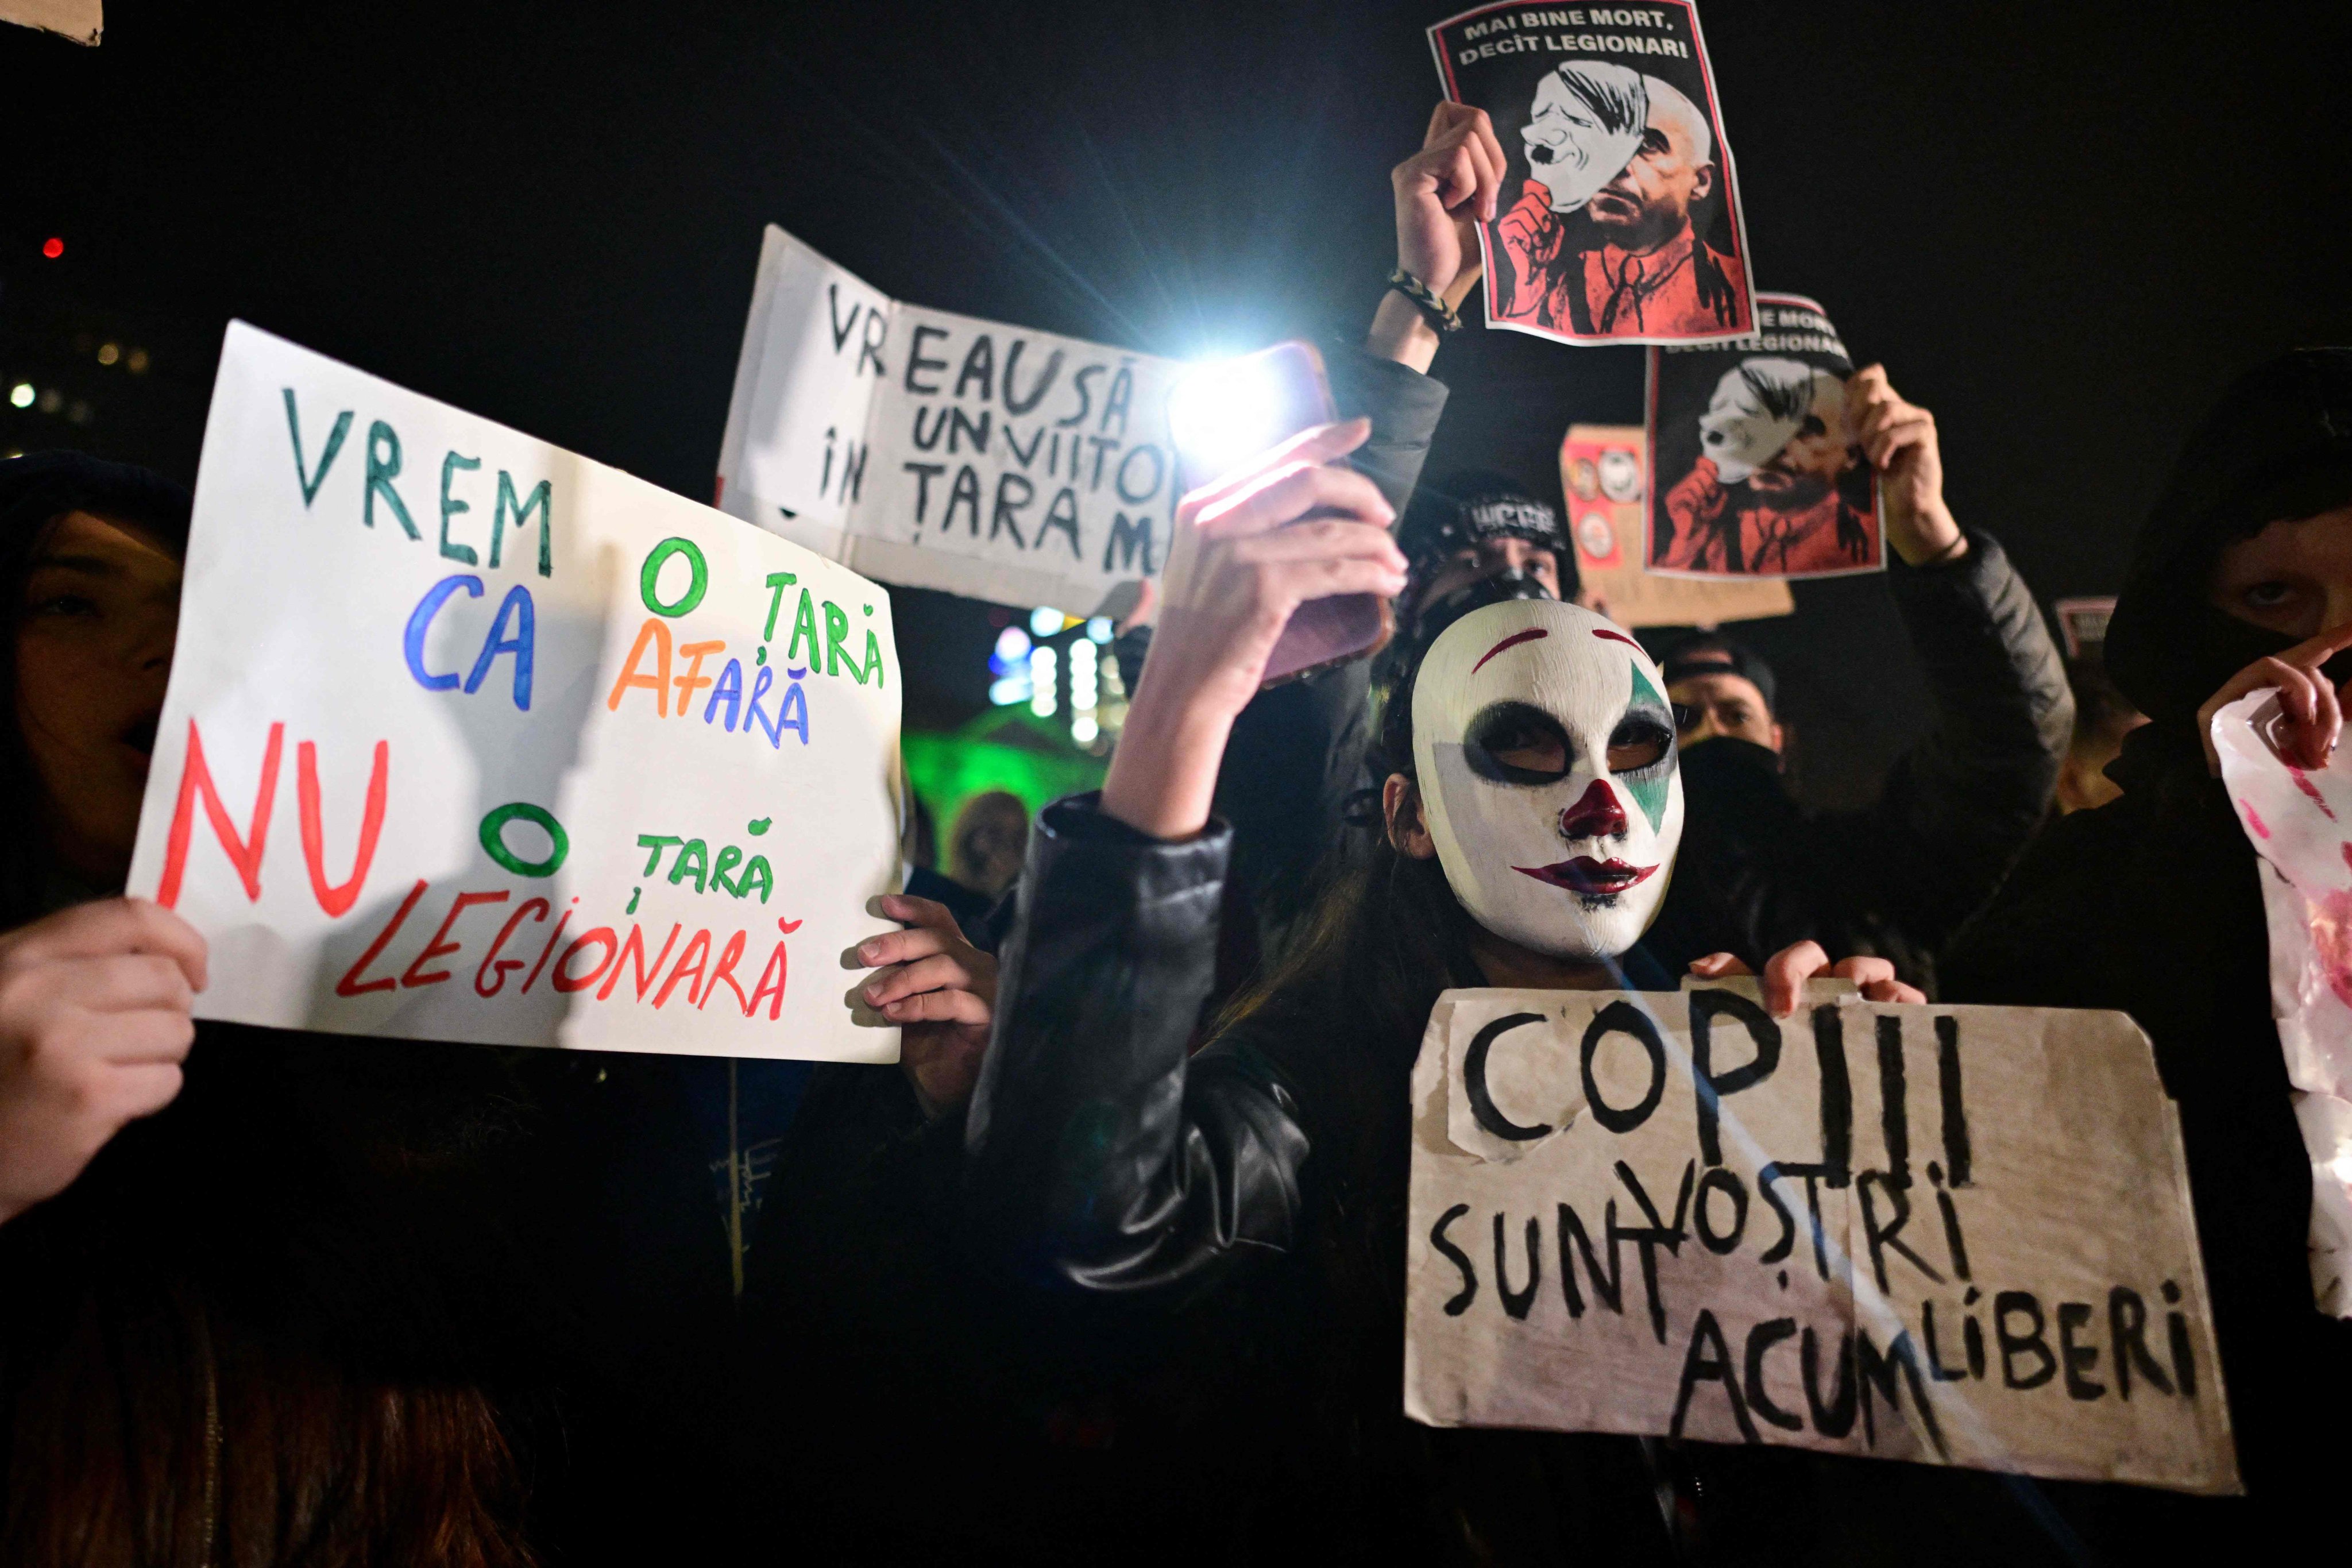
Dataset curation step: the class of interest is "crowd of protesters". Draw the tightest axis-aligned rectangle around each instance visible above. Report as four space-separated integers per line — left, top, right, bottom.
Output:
1 94 2347 1568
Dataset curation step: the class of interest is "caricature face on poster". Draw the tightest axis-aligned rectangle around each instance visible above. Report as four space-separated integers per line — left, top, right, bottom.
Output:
1644 295 1884 580
1427 1 1757 347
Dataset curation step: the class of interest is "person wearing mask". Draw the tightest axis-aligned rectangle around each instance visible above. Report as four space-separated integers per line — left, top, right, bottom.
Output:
959 418 1916 1559
1642 367 2075 991
1941 349 2352 1556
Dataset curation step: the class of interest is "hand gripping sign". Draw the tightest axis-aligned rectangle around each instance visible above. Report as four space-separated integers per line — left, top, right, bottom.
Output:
2213 689 2352 1315
1404 983 2240 1493
717 225 1182 617
127 323 904 1063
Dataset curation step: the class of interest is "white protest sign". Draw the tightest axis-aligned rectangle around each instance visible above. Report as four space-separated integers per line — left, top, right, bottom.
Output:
1404 984 2240 1494
2212 689 2352 1316
717 225 1182 615
126 322 903 1063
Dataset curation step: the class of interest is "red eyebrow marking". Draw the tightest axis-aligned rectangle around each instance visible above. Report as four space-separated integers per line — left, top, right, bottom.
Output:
1591 629 1642 649
1472 627 1549 674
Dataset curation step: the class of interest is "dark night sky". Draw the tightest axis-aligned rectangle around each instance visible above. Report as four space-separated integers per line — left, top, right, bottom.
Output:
7 1 2351 796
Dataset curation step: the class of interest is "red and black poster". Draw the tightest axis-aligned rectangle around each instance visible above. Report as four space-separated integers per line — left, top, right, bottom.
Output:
1427 2 1756 347
1644 293 1883 579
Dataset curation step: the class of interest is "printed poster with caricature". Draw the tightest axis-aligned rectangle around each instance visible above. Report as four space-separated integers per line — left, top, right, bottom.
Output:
1427 1 1756 346
1644 294 1884 580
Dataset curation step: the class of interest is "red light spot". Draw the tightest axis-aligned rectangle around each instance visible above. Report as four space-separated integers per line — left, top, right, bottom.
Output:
40 237 64 260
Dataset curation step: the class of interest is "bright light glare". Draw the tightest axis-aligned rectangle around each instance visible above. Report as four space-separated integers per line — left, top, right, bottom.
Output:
1072 716 1100 746
1167 357 1289 482
6 384 32 409
1086 616 1113 643
994 625 1031 661
1029 607 1065 636
989 675 1031 706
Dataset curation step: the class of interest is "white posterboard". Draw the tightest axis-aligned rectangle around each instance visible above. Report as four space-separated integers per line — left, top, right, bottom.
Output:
1404 983 2239 1494
717 225 1181 616
126 322 903 1063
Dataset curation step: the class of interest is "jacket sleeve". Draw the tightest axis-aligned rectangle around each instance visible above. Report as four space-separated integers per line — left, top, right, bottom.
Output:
1208 346 1449 937
961 796 1313 1300
1815 529 2074 952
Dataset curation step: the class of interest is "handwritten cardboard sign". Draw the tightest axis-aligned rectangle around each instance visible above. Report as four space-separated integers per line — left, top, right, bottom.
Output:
2212 690 2352 1316
126 322 903 1063
717 226 1182 616
1404 983 2239 1493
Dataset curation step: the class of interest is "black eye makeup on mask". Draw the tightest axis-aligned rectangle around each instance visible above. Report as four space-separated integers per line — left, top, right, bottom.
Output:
1463 701 1573 784
1605 706 1676 775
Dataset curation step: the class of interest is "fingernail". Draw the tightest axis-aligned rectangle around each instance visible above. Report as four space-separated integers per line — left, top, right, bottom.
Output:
858 941 880 962
863 983 882 1002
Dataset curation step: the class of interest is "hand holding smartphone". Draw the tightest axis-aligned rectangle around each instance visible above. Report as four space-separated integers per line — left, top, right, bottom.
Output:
1164 343 1395 685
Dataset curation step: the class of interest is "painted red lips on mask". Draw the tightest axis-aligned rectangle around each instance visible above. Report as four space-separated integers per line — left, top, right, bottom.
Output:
1511 781 1655 896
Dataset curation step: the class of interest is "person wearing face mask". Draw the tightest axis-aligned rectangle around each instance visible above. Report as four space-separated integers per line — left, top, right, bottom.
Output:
1941 350 2352 1558
1389 469 1571 652
1639 365 2075 993
960 419 1914 1559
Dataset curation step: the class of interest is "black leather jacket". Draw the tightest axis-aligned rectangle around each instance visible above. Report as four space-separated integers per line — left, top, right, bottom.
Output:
963 797 1678 1560
1644 531 2073 991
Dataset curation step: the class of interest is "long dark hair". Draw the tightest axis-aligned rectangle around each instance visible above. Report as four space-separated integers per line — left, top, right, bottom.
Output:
1212 644 1480 1060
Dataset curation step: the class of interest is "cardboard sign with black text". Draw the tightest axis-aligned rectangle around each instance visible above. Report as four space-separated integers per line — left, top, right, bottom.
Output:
1404 983 2240 1494
718 225 1181 616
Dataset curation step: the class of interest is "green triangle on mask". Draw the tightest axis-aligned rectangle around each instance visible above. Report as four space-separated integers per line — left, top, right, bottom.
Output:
1624 662 1671 833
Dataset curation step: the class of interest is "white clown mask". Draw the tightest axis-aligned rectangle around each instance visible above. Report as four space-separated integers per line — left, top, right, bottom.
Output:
1411 600 1683 961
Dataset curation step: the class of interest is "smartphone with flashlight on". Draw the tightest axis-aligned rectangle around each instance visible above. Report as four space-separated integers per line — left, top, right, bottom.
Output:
1164 342 1395 686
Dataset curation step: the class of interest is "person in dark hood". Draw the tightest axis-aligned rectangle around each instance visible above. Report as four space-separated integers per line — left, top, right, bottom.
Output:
1941 349 2352 1557
1641 365 2075 993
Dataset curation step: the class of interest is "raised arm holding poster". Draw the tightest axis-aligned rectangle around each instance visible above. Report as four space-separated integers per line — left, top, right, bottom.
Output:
1427 1 1756 346
1405 982 2241 1494
1644 293 1884 579
718 225 1182 615
126 322 904 1063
